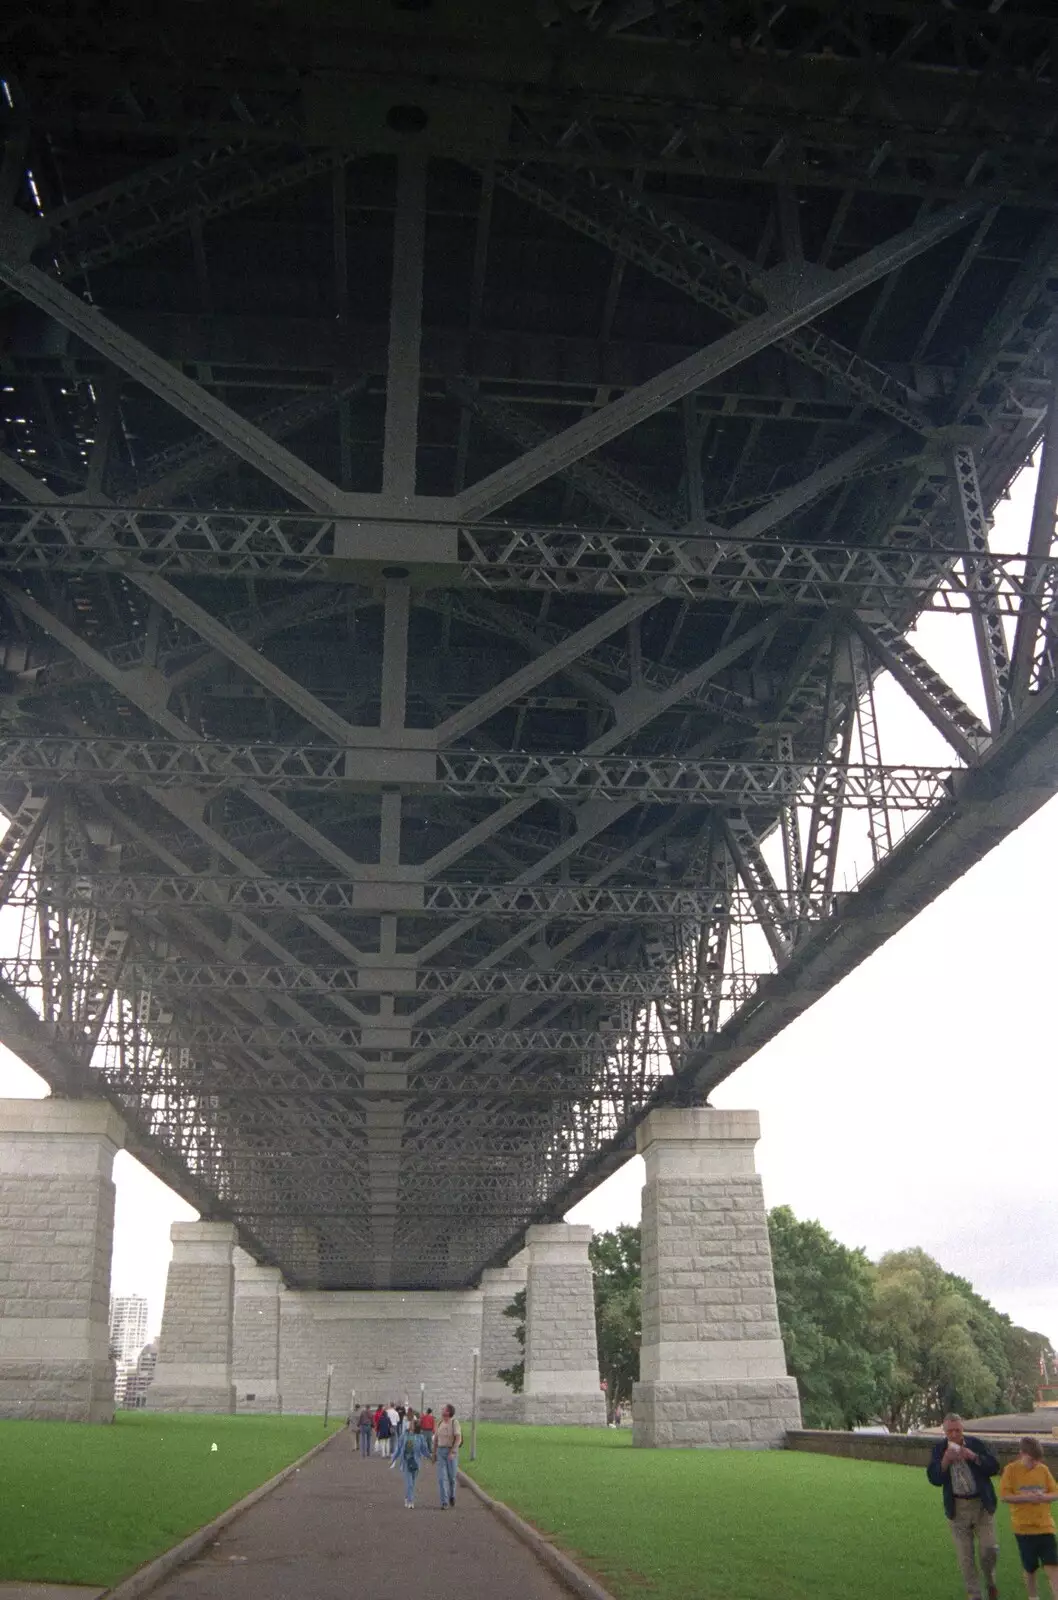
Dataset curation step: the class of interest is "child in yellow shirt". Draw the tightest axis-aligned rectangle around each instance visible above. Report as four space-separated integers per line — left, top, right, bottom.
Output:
1000 1437 1058 1598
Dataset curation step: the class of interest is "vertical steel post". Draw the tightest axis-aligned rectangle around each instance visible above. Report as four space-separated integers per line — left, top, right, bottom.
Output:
323 1361 334 1428
470 1347 480 1461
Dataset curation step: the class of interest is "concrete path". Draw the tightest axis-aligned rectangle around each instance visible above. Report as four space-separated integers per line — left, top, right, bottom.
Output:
151 1430 574 1600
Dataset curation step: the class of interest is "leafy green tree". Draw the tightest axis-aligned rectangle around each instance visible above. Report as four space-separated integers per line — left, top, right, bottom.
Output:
944 1271 1056 1414
767 1206 890 1428
871 1249 998 1429
497 1287 525 1394
589 1225 641 1416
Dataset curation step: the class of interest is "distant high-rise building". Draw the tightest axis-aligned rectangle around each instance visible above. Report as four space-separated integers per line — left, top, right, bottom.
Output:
123 1342 158 1409
108 1294 149 1367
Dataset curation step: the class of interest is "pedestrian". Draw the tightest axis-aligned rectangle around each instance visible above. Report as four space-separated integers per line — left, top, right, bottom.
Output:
433 1402 463 1511
357 1404 373 1458
420 1407 435 1437
376 1402 393 1458
927 1413 1002 1600
1000 1436 1058 1598
613 1403 622 1428
372 1403 385 1453
397 1417 431 1509
386 1400 400 1442
389 1409 415 1471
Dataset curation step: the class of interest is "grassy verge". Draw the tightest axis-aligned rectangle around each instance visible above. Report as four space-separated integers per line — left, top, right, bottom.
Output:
0 1411 342 1586
464 1425 1027 1600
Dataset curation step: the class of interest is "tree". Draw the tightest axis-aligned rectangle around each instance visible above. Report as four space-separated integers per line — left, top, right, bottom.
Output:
767 1206 890 1428
497 1288 525 1394
943 1271 1056 1415
871 1249 999 1430
589 1225 641 1416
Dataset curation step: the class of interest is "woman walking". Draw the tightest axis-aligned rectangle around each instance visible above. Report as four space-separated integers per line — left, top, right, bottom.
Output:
397 1418 431 1508
356 1404 373 1458
376 1402 393 1458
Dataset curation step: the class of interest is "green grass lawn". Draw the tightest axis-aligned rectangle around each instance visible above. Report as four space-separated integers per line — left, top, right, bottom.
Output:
0 1411 342 1586
465 1426 1028 1600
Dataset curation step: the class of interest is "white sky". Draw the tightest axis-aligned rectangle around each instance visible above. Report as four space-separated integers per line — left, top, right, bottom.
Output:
1 459 1054 1349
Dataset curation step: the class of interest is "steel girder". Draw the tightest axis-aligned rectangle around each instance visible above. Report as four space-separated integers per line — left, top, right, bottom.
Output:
9 6 1057 204
0 735 953 807
2 505 1057 614
2 2 1058 1290
0 875 819 923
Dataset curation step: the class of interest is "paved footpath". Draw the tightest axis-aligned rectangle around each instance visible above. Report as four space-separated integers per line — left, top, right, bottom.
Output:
152 1430 573 1600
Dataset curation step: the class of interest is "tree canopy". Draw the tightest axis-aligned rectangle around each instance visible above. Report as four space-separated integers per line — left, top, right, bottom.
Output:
495 1212 1055 1432
767 1205 891 1428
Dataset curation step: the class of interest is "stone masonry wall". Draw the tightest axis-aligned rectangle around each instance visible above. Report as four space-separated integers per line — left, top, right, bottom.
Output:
148 1223 236 1414
479 1287 524 1421
0 1171 116 1422
633 1109 801 1448
233 1289 281 1414
522 1226 606 1427
641 1175 786 1362
279 1290 483 1418
155 1264 233 1366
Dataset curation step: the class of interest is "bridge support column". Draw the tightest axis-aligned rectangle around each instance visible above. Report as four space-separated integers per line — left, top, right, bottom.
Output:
0 1098 125 1422
148 1221 236 1413
233 1248 283 1414
478 1249 528 1420
633 1108 801 1449
521 1224 606 1426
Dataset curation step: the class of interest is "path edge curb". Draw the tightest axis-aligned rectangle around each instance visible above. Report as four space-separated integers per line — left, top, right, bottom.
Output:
100 1427 343 1600
457 1469 618 1600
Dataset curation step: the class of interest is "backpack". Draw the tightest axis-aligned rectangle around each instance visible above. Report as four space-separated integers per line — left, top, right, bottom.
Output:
403 1432 419 1472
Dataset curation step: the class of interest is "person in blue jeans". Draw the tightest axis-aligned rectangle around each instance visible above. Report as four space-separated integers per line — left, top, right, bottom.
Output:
433 1403 463 1510
356 1404 373 1458
397 1419 431 1508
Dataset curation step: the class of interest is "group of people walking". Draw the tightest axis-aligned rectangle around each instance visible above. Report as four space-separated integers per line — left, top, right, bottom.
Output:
929 1415 1058 1600
353 1401 463 1510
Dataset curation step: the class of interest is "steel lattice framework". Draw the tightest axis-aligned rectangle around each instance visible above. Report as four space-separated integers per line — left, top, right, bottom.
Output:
1 1 1058 1289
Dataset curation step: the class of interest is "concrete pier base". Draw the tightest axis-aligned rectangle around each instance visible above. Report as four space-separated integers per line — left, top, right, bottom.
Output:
633 1108 801 1448
521 1224 606 1427
148 1221 237 1413
0 1098 126 1422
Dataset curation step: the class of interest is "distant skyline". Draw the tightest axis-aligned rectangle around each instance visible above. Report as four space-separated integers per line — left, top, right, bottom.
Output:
0 460 1054 1350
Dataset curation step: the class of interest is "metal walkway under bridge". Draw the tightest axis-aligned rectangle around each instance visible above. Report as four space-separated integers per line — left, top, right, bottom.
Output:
0 2 1057 1292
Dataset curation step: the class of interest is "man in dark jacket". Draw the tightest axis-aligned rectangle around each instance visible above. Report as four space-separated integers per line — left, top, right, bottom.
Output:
927 1413 1002 1600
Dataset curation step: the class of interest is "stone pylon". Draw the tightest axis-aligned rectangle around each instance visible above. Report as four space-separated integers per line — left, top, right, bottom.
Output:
633 1107 801 1448
148 1220 237 1413
233 1246 284 1413
0 1098 126 1422
478 1249 528 1420
521 1224 606 1426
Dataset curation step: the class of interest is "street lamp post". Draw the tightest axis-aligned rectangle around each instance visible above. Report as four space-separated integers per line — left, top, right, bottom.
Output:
470 1347 480 1461
323 1362 335 1428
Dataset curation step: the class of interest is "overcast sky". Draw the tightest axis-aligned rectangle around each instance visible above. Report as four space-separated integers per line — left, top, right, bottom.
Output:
1 460 1054 1352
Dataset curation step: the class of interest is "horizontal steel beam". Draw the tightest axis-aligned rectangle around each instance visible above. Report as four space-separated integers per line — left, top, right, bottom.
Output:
101 1018 679 1055
16 874 820 922
0 956 757 1001
0 736 954 807
2 504 1055 613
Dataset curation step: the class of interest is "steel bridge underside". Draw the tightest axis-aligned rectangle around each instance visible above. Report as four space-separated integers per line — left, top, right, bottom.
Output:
1 1 1057 1289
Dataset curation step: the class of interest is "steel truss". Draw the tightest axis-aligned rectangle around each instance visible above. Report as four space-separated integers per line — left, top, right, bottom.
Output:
4 875 818 922
2 503 1056 614
0 736 953 807
1 2 1057 1290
